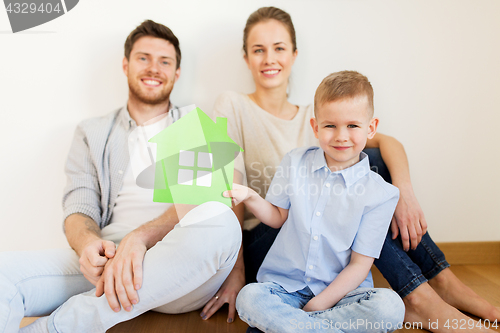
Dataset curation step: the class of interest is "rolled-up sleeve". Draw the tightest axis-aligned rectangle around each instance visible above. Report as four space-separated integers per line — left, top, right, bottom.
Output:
62 123 102 229
352 187 399 259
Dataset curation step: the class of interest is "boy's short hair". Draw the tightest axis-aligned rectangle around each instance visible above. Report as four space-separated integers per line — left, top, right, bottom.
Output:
314 71 374 117
124 20 181 69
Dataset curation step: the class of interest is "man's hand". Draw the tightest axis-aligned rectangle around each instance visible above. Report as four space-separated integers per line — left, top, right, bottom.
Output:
79 239 116 286
95 232 147 312
65 213 115 285
391 188 428 251
200 266 245 323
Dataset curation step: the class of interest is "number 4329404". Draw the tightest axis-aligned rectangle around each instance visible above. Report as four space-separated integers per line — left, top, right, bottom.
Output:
6 3 61 14
444 319 498 330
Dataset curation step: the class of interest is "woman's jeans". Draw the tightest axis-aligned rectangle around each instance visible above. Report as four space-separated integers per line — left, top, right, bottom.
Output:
0 202 242 333
243 148 450 298
236 282 404 333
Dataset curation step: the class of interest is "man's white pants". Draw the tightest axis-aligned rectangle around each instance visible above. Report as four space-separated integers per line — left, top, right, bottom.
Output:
0 201 242 333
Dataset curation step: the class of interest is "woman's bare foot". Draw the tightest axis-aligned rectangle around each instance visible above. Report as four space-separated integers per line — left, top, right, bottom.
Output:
428 268 500 322
404 283 491 332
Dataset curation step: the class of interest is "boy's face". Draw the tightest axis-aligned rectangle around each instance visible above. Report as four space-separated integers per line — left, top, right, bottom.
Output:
310 96 378 171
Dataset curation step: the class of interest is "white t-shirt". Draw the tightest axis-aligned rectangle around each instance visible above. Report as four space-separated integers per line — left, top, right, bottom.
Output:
212 91 318 230
101 105 193 241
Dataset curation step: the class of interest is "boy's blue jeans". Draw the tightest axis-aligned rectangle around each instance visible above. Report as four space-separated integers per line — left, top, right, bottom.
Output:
243 148 450 298
236 282 404 333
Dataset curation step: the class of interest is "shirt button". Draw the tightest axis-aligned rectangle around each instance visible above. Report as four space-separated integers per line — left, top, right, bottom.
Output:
118 170 124 174
313 236 319 241
316 212 321 216
306 278 311 282
309 265 314 270
325 183 330 187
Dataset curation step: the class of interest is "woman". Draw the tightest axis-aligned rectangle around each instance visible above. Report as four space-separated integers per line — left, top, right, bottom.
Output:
202 6 500 331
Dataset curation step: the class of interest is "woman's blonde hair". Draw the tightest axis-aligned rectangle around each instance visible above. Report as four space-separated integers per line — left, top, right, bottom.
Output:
243 7 297 55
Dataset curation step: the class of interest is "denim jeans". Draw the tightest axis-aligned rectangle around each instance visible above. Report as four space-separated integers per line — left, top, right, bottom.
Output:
0 202 241 333
243 148 450 297
236 282 404 333
362 148 450 298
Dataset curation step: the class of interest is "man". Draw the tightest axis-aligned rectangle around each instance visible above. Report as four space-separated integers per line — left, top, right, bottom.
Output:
0 20 244 333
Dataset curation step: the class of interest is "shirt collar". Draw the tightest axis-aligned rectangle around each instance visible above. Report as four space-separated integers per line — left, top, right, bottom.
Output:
118 103 136 130
311 148 371 187
118 101 177 130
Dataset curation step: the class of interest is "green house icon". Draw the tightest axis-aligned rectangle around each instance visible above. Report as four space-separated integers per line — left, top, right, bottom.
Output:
148 107 243 207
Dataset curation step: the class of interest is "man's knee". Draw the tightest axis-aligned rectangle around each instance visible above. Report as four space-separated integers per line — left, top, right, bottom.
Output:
0 271 18 303
0 252 21 284
0 253 26 308
181 201 241 241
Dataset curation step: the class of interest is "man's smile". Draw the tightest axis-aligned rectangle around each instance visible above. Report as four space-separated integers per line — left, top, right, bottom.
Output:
141 78 163 87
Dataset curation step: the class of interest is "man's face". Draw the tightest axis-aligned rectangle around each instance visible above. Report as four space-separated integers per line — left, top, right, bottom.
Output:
123 36 180 105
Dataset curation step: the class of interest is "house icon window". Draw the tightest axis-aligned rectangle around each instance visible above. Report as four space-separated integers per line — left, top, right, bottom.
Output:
148 107 244 206
178 150 213 187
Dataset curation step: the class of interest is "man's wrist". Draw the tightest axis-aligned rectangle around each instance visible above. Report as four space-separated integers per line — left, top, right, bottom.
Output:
125 228 151 248
76 234 103 257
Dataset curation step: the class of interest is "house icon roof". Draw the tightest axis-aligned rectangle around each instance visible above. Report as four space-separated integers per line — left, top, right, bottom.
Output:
148 107 243 207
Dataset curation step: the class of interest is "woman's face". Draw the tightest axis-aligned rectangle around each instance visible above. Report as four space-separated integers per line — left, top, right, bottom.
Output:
244 20 298 91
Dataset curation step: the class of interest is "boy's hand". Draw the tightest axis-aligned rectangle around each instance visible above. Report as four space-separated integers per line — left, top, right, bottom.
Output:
223 183 254 206
392 188 428 251
302 296 328 312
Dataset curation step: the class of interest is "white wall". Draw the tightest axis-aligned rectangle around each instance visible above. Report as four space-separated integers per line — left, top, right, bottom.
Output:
1 0 499 252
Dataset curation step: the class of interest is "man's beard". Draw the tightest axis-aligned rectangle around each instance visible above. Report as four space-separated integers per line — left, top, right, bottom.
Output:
128 78 172 105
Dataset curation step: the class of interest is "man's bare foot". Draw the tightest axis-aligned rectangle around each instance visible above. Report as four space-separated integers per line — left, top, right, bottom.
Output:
428 268 500 322
404 283 491 332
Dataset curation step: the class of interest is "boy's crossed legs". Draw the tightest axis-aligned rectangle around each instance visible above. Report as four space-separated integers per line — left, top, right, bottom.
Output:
236 282 404 333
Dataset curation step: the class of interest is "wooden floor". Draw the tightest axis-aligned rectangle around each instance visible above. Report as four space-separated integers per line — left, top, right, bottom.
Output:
20 264 500 332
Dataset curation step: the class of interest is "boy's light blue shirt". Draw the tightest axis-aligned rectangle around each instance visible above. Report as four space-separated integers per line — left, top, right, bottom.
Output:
257 146 399 296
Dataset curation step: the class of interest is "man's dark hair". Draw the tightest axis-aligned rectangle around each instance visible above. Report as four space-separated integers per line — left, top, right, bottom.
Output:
124 20 181 69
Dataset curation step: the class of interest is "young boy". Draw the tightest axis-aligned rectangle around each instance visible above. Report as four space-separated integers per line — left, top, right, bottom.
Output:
225 71 405 333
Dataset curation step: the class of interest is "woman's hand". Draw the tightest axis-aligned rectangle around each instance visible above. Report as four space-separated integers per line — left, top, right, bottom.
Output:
223 183 255 206
391 187 428 251
200 266 246 323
